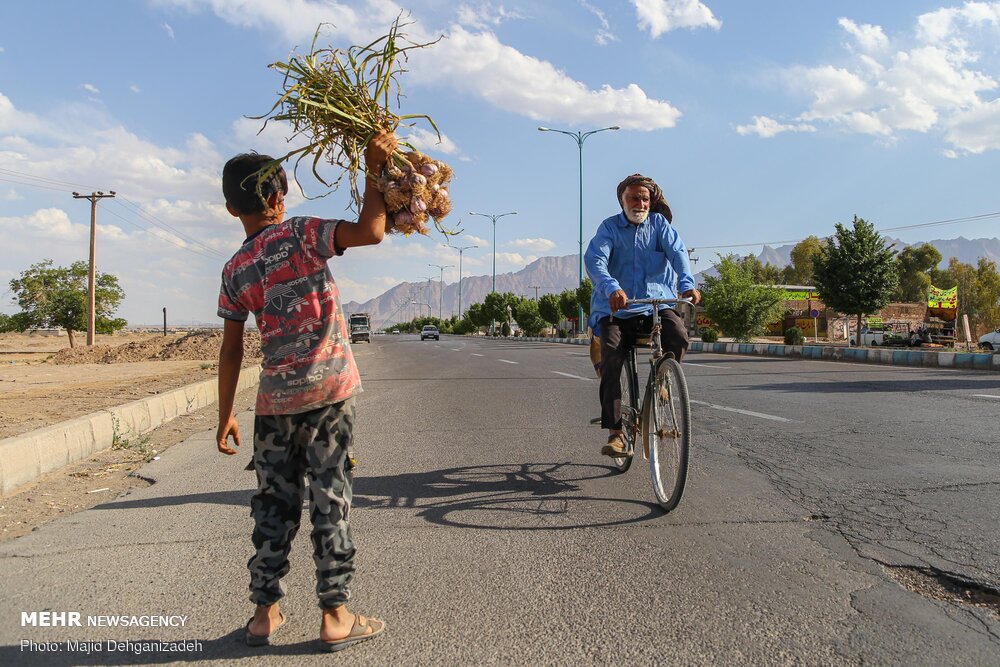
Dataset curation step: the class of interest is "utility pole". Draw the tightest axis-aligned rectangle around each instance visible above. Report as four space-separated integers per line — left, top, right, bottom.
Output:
529 285 542 301
687 247 699 274
72 190 116 346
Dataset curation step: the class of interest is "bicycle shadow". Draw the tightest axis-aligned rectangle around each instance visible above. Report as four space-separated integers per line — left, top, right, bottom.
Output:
354 461 664 530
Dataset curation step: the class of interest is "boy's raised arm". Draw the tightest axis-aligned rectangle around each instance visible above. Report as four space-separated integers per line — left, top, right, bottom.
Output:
335 130 398 249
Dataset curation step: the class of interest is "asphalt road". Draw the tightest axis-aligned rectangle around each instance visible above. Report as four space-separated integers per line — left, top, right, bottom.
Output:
2 334 999 665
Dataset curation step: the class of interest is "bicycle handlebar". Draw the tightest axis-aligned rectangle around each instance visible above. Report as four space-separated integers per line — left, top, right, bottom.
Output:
624 297 696 313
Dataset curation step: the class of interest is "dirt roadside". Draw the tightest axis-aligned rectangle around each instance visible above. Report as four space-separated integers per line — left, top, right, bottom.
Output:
0 386 257 543
0 330 262 543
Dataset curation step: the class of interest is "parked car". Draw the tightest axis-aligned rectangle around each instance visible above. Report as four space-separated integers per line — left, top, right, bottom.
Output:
391 329 400 335
350 326 370 344
849 324 908 347
420 325 440 341
979 328 1000 350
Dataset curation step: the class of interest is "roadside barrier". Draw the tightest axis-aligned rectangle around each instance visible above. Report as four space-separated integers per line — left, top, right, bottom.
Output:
0 365 261 497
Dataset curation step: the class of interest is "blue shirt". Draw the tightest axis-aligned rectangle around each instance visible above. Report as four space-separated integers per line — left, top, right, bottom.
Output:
585 211 695 325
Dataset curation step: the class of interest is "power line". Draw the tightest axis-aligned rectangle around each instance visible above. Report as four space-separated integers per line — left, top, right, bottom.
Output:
96 203 226 262
111 197 226 258
697 210 1000 251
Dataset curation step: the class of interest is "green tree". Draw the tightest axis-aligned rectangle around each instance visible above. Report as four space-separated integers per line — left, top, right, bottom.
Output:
702 255 785 342
812 216 898 342
515 298 547 337
538 293 561 334
9 259 126 347
736 254 783 284
575 278 593 317
894 243 942 302
466 302 489 330
483 292 520 334
781 236 825 285
558 289 578 321
974 258 1000 330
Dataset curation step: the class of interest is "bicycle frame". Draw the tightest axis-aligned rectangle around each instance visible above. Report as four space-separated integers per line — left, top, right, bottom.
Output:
616 298 695 458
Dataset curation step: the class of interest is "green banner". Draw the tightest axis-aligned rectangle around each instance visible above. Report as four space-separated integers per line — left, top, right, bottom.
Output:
928 285 957 309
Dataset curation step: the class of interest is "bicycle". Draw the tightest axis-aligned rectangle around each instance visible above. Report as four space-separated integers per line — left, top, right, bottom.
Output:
610 298 693 512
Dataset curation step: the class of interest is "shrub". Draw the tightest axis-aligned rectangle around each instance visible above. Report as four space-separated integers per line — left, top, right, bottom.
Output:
557 328 568 339
501 322 512 337
700 327 719 343
784 327 805 345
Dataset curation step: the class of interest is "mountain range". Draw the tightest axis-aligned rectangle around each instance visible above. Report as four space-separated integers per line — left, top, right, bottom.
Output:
344 236 1000 327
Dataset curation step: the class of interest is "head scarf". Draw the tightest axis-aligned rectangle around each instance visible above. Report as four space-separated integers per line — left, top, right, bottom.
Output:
616 173 672 223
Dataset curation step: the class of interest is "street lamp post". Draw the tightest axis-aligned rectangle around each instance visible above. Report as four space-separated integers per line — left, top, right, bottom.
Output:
428 263 454 320
538 125 619 333
469 211 517 294
446 244 479 318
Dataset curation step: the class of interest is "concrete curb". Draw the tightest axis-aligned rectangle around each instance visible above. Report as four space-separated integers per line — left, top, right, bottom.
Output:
476 336 999 371
688 341 1000 371
0 365 260 497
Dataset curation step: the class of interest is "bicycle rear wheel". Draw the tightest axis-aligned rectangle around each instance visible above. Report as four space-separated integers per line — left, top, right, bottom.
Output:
646 356 690 511
613 353 638 472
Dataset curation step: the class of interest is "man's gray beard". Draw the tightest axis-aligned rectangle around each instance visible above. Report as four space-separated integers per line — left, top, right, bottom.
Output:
624 209 649 225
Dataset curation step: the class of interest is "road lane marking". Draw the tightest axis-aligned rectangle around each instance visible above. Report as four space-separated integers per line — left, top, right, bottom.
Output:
683 362 731 369
973 394 1000 399
451 348 462 351
690 399 793 423
498 359 519 364
552 371 594 381
471 353 484 357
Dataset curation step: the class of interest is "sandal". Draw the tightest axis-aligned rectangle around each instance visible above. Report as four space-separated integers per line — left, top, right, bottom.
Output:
318 614 386 653
244 611 285 647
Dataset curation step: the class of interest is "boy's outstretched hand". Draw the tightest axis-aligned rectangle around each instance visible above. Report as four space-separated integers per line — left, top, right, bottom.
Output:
365 130 397 174
216 415 241 455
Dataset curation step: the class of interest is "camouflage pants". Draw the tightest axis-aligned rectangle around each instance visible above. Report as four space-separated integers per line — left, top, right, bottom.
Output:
248 398 356 609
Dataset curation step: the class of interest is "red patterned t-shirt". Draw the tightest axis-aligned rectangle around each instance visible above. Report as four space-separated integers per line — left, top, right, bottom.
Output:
217 216 361 415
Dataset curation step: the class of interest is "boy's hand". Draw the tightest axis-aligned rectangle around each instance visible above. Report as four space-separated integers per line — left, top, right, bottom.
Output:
216 416 241 455
365 130 397 174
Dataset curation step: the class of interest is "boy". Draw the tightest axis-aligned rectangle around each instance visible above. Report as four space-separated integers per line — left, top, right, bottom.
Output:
215 130 397 652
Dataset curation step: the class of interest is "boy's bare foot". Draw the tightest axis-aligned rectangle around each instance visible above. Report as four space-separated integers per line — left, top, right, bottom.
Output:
246 603 285 644
319 605 385 651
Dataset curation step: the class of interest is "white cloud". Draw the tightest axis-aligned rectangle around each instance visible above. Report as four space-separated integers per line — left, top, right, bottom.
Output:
399 127 460 155
82 83 100 95
506 237 556 252
456 234 490 247
495 251 536 267
455 3 525 30
838 17 889 52
130 84 141 93
1 187 21 201
580 0 618 45
945 97 1000 153
752 5 1000 153
162 22 175 40
631 0 721 38
735 115 816 138
917 2 1000 43
0 47 5 53
160 0 682 130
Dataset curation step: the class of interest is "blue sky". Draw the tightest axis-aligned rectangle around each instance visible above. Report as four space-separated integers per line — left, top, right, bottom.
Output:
1 0 999 324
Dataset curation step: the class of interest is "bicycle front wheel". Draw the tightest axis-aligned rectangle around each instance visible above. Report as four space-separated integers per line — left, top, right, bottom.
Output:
647 356 690 511
613 353 638 472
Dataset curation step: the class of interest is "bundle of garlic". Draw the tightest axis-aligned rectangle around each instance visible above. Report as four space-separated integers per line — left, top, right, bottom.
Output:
249 16 456 236
380 150 453 235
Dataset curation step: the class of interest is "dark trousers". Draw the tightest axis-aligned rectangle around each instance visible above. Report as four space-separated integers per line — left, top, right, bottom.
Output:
598 310 688 430
249 398 357 609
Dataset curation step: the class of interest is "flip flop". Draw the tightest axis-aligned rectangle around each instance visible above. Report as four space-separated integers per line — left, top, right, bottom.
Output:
244 611 285 647
318 614 386 653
